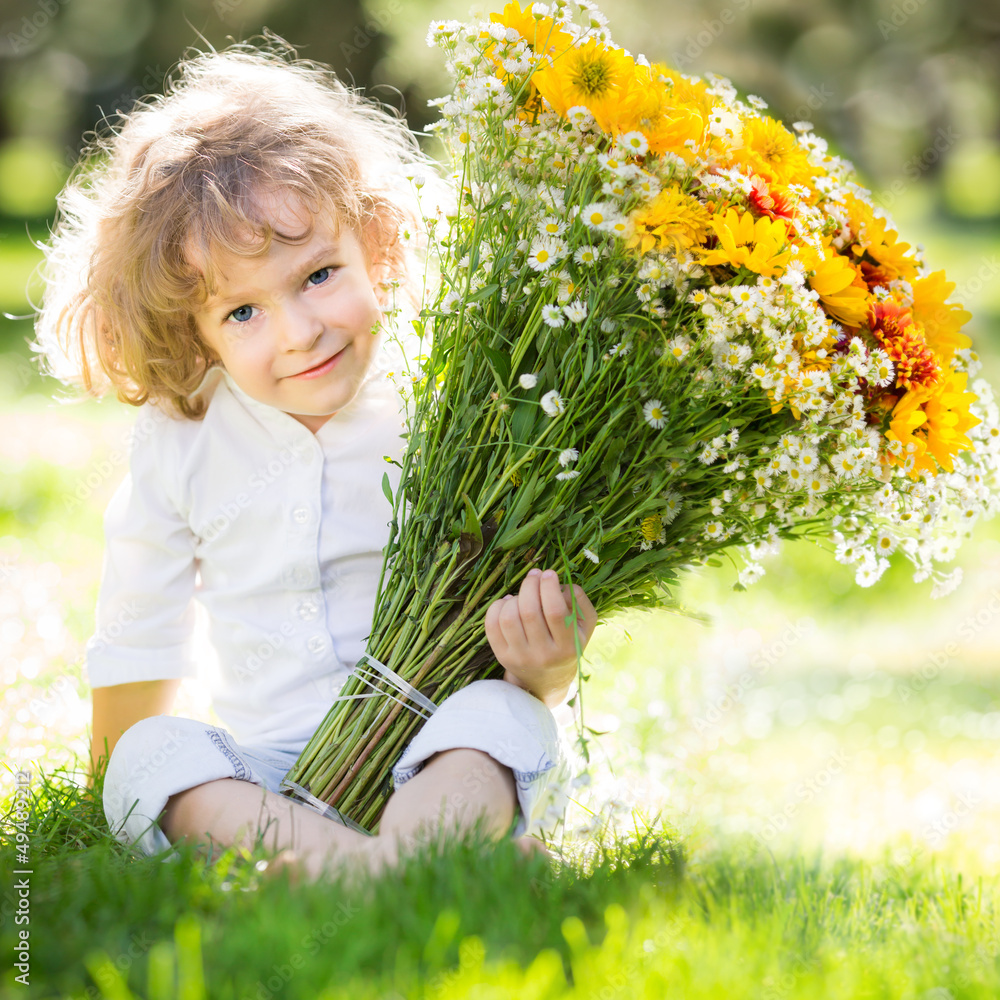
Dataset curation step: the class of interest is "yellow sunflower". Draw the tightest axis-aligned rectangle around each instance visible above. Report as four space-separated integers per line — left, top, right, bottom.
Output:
490 2 573 55
731 116 821 188
805 246 870 327
699 208 794 277
531 38 635 133
628 187 712 256
886 369 980 477
845 195 919 281
910 270 972 361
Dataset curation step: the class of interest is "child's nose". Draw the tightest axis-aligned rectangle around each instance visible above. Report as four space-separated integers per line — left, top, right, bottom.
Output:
278 303 323 350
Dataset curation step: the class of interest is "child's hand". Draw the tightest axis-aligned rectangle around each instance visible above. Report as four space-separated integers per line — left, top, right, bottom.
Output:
485 568 598 708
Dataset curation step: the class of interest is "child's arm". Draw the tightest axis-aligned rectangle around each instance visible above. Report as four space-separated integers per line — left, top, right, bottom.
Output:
484 568 598 708
86 405 200 782
90 679 181 784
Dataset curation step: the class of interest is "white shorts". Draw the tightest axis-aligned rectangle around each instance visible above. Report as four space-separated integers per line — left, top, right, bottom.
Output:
103 679 568 857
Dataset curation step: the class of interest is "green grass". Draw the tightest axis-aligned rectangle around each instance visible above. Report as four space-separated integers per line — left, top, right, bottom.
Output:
2 761 999 999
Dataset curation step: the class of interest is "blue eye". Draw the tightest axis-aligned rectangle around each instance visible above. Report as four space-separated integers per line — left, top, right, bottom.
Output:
308 267 333 285
228 305 255 324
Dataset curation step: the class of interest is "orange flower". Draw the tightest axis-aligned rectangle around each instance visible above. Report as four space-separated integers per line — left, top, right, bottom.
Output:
911 270 972 362
747 174 796 222
867 301 940 391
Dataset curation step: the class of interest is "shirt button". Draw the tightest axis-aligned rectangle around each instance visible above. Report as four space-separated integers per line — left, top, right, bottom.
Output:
307 635 327 655
292 506 311 524
297 598 320 621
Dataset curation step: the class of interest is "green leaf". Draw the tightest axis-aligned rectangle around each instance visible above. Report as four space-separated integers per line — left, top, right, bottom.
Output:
498 505 562 550
510 399 538 445
461 492 483 551
467 282 500 303
381 471 393 505
601 437 626 490
481 343 512 390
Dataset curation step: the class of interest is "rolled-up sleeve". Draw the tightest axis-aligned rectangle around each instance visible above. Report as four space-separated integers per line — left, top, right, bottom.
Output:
85 407 199 688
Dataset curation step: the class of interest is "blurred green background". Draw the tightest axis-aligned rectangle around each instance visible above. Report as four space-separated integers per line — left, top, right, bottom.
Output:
1 0 1000 870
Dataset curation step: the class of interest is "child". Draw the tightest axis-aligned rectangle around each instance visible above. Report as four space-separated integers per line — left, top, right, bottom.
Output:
35 35 598 881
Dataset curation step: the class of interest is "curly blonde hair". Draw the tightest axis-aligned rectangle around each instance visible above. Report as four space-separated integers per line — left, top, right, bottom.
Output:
34 32 436 418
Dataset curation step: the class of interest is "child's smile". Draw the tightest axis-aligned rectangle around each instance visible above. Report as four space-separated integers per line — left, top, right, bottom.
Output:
190 188 384 433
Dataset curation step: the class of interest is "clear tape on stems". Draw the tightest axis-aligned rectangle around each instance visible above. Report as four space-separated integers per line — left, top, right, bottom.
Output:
341 652 439 720
279 778 373 836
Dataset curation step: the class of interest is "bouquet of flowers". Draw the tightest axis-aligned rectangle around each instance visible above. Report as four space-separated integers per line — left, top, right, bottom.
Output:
282 0 1000 831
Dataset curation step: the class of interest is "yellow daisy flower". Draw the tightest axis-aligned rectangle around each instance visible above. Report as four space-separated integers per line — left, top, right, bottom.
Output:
886 369 981 477
910 270 972 361
699 208 795 277
531 38 635 134
731 116 821 188
806 247 870 327
628 187 712 256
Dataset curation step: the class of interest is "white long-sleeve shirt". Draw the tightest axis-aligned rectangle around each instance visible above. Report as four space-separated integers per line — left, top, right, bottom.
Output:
85 366 408 751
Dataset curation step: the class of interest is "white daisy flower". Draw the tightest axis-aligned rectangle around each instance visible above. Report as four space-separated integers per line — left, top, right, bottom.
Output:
618 130 649 156
643 399 667 429
704 521 724 539
518 372 538 389
721 344 752 369
582 547 600 564
662 492 682 522
541 389 565 417
558 448 579 466
580 201 625 234
874 531 896 556
668 336 692 360
538 217 566 237
930 568 963 599
870 350 895 388
564 300 588 322
527 237 564 271
556 470 580 480
542 304 565 328
574 245 601 265
600 318 618 334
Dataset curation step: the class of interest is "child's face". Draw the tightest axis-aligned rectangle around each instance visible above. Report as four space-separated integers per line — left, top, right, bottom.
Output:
190 189 383 433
